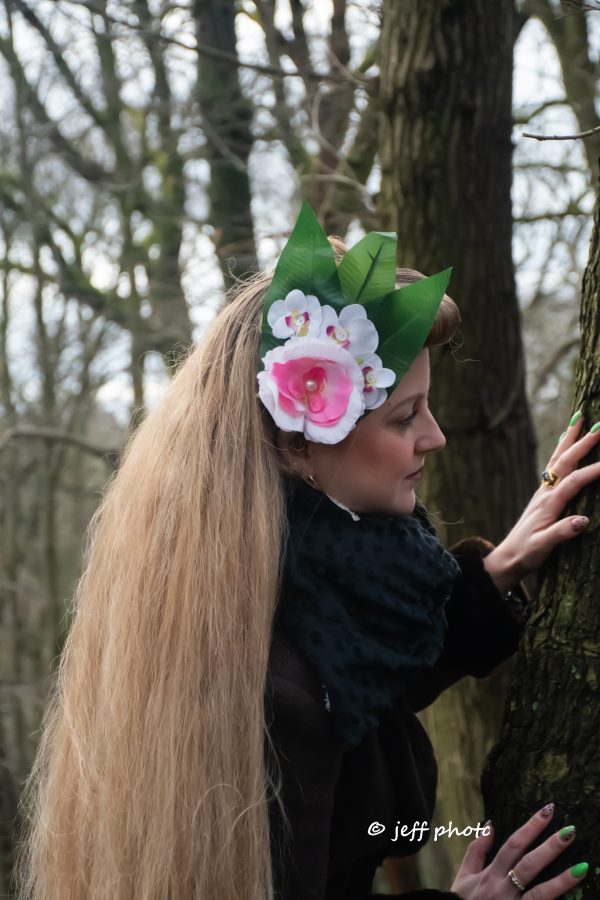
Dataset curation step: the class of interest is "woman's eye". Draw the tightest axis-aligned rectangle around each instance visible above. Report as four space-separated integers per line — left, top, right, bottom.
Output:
397 412 417 427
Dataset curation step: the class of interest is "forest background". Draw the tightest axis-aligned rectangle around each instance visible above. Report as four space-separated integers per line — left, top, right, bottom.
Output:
1 0 599 895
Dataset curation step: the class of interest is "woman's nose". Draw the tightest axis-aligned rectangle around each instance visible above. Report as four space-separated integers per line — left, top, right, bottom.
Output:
417 413 446 454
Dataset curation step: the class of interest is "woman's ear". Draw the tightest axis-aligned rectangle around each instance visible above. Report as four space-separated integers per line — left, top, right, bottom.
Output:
276 431 311 477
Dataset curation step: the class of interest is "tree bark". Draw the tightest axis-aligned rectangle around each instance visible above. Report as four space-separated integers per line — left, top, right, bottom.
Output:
194 0 257 288
481 177 600 896
379 0 539 884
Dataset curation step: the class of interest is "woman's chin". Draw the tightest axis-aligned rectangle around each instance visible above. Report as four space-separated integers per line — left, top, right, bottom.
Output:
404 491 417 512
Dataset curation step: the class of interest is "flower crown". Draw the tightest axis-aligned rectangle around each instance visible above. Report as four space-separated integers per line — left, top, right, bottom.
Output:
257 203 452 445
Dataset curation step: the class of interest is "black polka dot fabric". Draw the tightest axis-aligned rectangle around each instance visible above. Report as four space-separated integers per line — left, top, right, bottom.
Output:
275 475 462 749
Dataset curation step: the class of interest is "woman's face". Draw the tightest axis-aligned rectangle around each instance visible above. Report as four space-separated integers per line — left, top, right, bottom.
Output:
298 348 446 516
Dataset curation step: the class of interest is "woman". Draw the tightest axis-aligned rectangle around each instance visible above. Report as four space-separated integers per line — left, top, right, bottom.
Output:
15 205 600 900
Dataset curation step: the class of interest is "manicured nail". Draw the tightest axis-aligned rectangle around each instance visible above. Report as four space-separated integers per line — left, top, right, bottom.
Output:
559 431 567 441
573 517 589 531
571 862 589 879
559 825 576 841
590 421 600 434
570 410 582 426
540 802 555 818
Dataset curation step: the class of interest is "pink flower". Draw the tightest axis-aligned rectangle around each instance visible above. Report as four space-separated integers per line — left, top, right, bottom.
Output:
257 339 365 444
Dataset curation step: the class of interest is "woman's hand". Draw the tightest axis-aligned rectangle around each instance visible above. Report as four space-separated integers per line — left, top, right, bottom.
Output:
450 803 588 899
483 412 600 593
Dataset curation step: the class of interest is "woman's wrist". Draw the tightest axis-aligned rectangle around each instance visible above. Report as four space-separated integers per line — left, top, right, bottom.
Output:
481 543 527 595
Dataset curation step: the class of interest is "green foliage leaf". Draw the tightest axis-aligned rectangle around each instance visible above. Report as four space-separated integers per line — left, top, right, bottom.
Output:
260 202 343 358
257 204 452 395
367 267 453 388
337 231 397 304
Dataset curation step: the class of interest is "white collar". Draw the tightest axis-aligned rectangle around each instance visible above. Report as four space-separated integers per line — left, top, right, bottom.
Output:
324 493 361 522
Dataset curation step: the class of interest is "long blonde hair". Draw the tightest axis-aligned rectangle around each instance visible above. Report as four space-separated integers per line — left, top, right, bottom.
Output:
14 243 461 900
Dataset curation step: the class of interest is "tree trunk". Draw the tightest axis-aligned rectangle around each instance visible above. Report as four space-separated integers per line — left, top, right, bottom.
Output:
0 732 17 895
481 177 600 896
194 0 257 288
378 0 538 886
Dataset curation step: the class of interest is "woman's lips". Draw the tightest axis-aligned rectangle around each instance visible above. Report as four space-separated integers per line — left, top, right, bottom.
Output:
406 467 423 480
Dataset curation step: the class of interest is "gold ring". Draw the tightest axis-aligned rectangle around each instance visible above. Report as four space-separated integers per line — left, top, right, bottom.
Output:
508 868 526 892
540 466 561 488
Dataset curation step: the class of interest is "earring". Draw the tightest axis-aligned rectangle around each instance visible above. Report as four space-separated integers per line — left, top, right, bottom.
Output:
291 462 319 490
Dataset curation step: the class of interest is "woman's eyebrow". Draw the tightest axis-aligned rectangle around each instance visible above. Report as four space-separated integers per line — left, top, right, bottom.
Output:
391 390 429 409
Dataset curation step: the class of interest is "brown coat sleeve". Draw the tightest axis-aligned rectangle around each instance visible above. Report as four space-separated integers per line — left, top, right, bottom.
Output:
266 672 346 900
266 672 465 900
403 536 531 713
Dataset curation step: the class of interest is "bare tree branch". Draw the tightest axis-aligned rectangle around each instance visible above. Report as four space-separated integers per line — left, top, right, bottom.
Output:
522 122 600 141
516 209 591 222
521 0 600 169
556 0 600 15
254 0 312 171
0 425 120 470
84 8 363 85
0 31 112 183
513 97 569 125
530 336 581 397
10 0 108 131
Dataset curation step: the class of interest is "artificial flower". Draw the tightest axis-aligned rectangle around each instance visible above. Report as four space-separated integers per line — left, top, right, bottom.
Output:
267 289 323 339
319 304 379 357
257 339 366 444
354 352 396 409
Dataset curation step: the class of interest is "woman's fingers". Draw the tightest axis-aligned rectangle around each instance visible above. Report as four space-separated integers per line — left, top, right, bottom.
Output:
452 810 590 899
524 861 589 899
545 461 600 507
547 414 600 473
489 804 556 876
550 410 584 464
531 513 590 553
451 821 494 878
513 824 578 892
489 807 590 899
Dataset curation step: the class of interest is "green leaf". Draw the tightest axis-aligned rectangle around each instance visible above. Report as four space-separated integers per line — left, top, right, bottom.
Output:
337 231 397 304
260 202 343 358
367 267 453 388
263 203 342 311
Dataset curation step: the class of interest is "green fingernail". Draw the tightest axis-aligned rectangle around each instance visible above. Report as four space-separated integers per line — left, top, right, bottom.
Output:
571 862 589 879
590 422 600 433
570 410 582 426
559 825 576 840
560 431 567 441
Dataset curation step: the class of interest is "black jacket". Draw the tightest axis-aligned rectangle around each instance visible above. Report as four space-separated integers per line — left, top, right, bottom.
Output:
265 534 530 900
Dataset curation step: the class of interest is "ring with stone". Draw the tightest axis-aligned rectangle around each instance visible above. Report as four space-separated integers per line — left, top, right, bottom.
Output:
507 868 526 892
540 466 561 488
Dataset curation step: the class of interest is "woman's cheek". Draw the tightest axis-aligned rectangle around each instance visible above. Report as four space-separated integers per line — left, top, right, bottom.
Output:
368 433 408 469
388 431 412 458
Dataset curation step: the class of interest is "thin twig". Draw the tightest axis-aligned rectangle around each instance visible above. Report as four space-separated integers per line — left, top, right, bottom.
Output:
556 0 600 17
523 122 600 141
298 171 372 197
94 23 363 85
52 0 363 84
513 98 568 125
